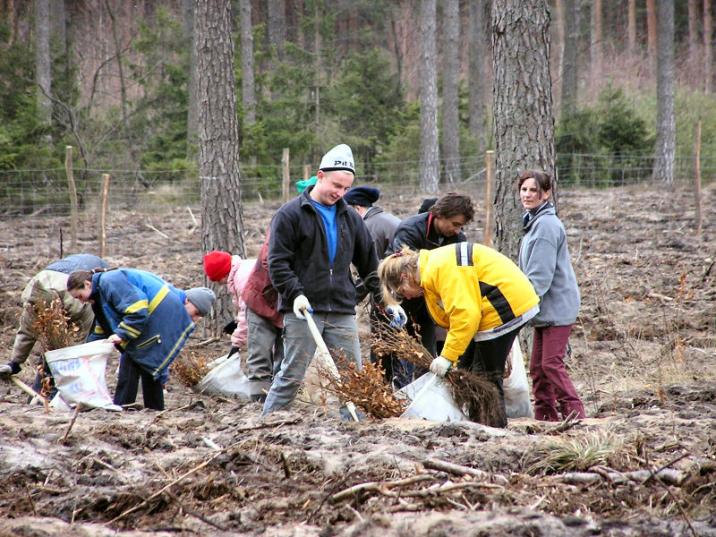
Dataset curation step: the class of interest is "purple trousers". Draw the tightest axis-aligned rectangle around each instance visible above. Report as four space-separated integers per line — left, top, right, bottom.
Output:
530 324 586 421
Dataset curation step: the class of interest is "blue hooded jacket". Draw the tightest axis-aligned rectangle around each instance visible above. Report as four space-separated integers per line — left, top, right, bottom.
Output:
87 269 194 382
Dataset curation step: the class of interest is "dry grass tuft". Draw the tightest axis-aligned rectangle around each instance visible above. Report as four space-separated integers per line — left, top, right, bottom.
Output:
172 351 210 387
525 430 627 475
372 327 503 426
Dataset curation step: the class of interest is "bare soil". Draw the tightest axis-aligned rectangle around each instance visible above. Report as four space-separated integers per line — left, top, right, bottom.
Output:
1 184 715 537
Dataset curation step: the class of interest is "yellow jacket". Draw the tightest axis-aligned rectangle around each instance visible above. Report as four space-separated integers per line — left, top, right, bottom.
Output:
419 243 539 362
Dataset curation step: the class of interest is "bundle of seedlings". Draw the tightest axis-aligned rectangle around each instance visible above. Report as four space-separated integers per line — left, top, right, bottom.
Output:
31 297 83 399
372 326 503 426
317 351 407 419
171 351 209 387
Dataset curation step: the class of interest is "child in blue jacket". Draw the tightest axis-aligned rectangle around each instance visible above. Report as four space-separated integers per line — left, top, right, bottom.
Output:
67 268 214 410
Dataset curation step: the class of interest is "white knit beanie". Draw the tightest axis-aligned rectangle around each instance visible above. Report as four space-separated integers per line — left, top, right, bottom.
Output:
318 144 355 175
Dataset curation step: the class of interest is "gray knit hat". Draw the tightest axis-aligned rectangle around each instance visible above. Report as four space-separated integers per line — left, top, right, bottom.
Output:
185 287 216 316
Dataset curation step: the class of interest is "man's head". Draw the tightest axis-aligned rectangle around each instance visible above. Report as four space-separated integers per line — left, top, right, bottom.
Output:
311 144 355 206
430 193 475 237
203 251 232 284
185 287 216 322
343 186 380 208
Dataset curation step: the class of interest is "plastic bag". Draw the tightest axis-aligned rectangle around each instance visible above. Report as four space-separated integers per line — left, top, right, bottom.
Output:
195 353 251 399
503 339 533 418
397 372 467 422
44 340 122 411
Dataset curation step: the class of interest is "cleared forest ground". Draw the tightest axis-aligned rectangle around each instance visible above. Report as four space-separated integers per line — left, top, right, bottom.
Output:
0 183 715 536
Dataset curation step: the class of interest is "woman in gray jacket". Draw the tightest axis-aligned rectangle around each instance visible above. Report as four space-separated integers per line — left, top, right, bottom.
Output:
518 170 586 421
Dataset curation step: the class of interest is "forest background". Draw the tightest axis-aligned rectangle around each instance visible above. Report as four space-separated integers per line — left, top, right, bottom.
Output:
2 0 716 210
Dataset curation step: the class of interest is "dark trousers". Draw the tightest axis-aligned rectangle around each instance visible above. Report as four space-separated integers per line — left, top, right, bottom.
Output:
114 355 164 410
530 325 586 421
468 328 521 428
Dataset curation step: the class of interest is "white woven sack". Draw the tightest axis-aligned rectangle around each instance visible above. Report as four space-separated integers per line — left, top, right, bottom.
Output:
44 340 122 411
503 339 534 418
398 372 467 422
195 353 251 399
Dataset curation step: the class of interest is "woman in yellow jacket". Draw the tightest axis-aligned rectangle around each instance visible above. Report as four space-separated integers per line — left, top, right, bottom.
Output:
378 242 539 427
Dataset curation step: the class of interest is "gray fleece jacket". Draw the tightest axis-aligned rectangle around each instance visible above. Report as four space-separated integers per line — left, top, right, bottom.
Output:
518 202 580 326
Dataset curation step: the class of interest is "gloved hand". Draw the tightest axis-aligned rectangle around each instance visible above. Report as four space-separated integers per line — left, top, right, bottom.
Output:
386 305 407 329
0 362 21 379
293 294 313 319
223 320 238 335
429 356 453 377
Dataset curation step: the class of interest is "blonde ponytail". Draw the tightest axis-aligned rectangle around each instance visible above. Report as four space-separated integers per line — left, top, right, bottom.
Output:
377 246 420 305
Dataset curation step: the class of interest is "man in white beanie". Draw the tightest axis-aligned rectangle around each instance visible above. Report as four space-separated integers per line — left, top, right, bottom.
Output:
264 143 406 415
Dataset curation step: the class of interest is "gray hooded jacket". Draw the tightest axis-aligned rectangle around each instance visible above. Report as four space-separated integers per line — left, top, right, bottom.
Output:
518 202 580 326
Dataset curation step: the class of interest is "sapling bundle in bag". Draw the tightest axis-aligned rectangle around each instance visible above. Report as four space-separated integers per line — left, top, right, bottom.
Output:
44 340 122 411
503 339 533 418
195 353 252 399
397 372 467 422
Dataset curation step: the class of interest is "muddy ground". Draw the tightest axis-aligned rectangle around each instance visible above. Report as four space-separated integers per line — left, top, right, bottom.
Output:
0 183 715 536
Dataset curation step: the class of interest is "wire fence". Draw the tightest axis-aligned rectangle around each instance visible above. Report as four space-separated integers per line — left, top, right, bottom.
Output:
1 152 713 220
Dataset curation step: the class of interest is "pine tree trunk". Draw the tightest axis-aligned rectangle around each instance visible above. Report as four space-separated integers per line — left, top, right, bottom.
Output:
553 0 565 113
561 0 579 119
195 0 246 327
590 0 602 85
184 0 199 152
688 0 699 81
705 0 713 93
419 0 439 194
647 0 657 66
468 1 487 153
35 0 52 128
652 0 675 185
268 0 286 60
628 0 637 54
492 0 555 260
240 0 256 125
442 0 460 183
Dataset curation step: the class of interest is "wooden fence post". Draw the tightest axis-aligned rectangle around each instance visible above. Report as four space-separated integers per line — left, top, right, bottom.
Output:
694 120 703 237
483 150 495 247
99 174 111 258
282 148 290 202
65 146 78 251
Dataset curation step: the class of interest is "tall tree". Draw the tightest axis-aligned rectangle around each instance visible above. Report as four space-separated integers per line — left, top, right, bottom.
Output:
628 0 637 54
239 0 255 125
469 1 487 153
184 0 199 150
647 0 657 65
268 0 286 60
195 0 246 324
560 0 579 119
705 0 713 93
688 0 699 81
652 0 675 184
590 0 602 84
442 0 460 182
492 0 555 260
34 0 52 128
419 0 439 193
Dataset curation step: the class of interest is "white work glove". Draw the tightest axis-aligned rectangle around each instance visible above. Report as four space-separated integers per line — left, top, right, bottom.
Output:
0 364 13 379
386 305 407 329
293 294 313 319
429 356 453 377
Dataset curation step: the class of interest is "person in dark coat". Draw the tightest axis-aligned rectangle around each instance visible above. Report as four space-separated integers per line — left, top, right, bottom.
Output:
264 144 404 414
386 193 475 386
67 268 214 410
343 185 406 386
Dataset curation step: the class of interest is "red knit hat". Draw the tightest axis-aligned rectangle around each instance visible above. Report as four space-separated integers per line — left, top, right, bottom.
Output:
203 251 232 281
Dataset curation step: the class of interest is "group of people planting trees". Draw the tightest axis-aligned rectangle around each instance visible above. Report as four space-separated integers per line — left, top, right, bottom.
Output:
1 143 585 426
